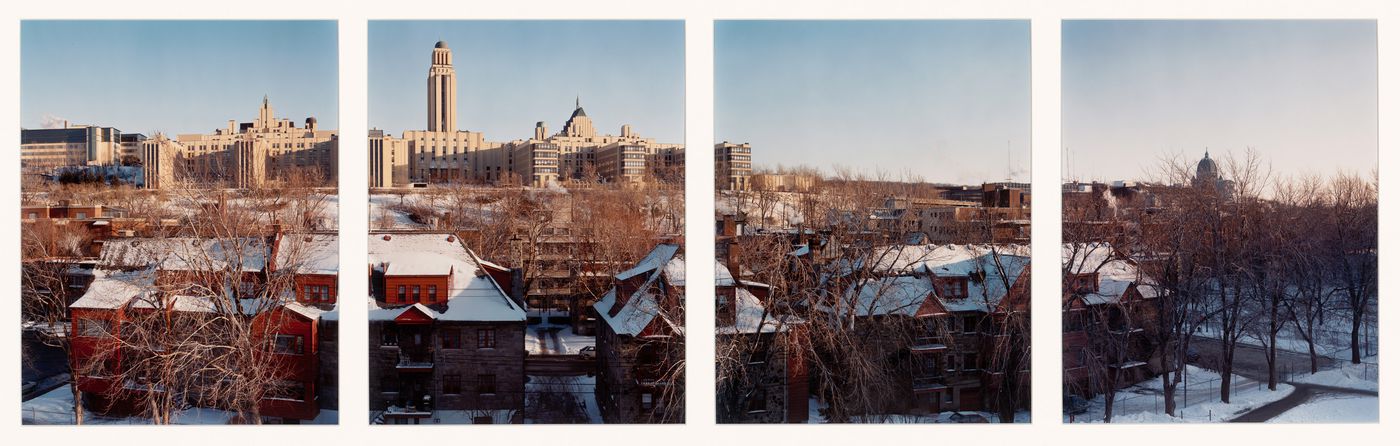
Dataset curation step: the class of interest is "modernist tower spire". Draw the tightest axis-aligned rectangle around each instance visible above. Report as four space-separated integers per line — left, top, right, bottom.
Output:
427 40 457 132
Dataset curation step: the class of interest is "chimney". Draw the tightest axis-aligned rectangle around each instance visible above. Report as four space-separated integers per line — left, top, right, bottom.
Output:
716 286 737 327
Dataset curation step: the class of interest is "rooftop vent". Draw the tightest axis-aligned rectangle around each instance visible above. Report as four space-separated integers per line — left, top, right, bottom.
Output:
382 235 392 241
446 235 456 243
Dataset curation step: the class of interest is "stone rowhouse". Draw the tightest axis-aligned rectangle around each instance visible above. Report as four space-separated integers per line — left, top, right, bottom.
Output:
367 231 528 424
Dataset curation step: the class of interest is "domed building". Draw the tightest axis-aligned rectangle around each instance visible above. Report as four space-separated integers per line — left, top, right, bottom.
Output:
371 41 685 188
1191 149 1235 198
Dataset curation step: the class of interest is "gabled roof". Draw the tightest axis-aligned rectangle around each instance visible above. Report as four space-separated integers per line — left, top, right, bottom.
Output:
1063 243 1158 305
828 244 1030 316
594 244 683 336
71 268 156 310
717 264 799 335
275 233 339 276
100 237 268 273
368 233 525 322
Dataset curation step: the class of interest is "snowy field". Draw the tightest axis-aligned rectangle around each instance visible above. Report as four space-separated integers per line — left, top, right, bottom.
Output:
716 190 807 229
805 396 1030 424
1066 365 1293 423
21 385 338 425
369 193 435 229
1268 395 1378 423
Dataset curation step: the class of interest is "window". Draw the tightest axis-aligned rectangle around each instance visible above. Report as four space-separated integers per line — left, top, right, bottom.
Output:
303 285 332 303
427 285 438 302
477 374 496 395
381 326 399 346
239 280 255 297
641 392 655 411
77 319 112 338
963 353 977 371
411 285 421 302
75 212 87 219
441 329 460 349
397 285 406 303
269 380 306 401
945 353 958 372
472 416 494 424
746 389 768 413
963 315 979 334
442 373 461 395
272 334 304 355
477 328 496 349
936 277 967 299
1068 273 1099 295
380 377 399 393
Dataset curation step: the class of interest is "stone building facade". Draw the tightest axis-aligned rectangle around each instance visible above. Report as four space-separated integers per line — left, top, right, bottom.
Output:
371 42 684 188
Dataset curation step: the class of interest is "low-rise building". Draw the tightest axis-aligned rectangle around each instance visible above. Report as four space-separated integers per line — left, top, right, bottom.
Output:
367 231 528 424
593 244 686 423
67 234 337 423
1061 243 1159 399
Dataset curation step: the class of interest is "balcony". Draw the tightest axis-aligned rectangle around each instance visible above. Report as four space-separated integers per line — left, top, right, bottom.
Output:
910 338 948 354
912 376 947 393
396 349 434 372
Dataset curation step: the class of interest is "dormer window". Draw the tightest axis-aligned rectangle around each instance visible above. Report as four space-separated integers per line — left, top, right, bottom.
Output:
935 276 968 299
1067 272 1099 295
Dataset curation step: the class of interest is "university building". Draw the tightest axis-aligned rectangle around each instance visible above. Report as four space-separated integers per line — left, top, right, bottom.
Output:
369 41 684 189
20 124 140 174
23 98 336 189
141 96 338 189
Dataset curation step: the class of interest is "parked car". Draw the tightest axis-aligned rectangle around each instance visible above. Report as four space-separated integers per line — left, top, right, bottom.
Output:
947 412 991 423
578 346 596 359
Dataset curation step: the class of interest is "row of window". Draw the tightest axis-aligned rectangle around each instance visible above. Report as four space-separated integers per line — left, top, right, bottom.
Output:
380 373 495 395
396 284 440 303
77 319 309 356
380 327 497 349
303 284 334 303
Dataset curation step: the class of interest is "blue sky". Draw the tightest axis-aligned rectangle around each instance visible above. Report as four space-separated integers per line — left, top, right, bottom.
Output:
22 21 339 135
369 21 685 142
1063 20 1378 182
716 20 1031 184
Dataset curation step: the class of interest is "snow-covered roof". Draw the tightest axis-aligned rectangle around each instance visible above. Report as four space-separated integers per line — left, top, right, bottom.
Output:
283 301 330 320
830 244 1030 316
717 276 798 335
594 244 683 336
841 275 936 317
1063 243 1157 305
368 233 525 322
615 244 680 281
368 300 440 321
100 237 268 273
71 268 156 310
276 233 339 276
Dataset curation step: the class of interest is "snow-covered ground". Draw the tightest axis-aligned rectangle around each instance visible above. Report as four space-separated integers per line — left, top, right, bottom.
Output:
525 322 596 355
716 190 807 229
523 375 602 424
1291 358 1380 392
1066 365 1294 423
369 193 433 229
22 385 338 425
1268 395 1378 423
805 396 1030 423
